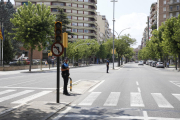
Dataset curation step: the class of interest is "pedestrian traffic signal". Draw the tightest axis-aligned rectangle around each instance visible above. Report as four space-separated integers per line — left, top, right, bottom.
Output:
55 21 62 42
63 32 68 48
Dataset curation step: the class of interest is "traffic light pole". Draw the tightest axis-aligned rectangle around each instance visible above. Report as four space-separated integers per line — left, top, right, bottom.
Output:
57 56 60 103
64 48 66 58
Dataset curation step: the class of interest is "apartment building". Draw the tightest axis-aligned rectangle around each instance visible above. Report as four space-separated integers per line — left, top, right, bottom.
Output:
149 2 157 39
96 13 111 42
14 0 97 41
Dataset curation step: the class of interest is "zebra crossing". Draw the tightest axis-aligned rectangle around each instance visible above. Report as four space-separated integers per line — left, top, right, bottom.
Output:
0 89 52 104
78 92 180 108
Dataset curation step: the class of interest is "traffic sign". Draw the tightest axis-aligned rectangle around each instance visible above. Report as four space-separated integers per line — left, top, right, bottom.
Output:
51 42 64 57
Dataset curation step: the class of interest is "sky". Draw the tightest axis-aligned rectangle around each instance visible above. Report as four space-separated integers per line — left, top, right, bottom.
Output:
10 0 157 48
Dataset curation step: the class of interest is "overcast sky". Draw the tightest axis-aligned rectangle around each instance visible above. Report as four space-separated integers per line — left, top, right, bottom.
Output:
10 0 157 48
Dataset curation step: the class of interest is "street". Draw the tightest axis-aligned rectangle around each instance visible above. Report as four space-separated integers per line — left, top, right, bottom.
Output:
0 62 180 120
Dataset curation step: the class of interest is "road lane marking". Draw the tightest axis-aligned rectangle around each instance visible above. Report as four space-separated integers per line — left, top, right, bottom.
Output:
172 94 180 102
151 93 173 108
52 104 76 120
143 111 148 120
0 90 34 103
138 87 141 92
0 76 24 81
63 114 180 120
0 90 16 95
11 91 52 104
79 92 101 106
88 80 105 92
104 92 120 106
170 81 180 88
136 81 139 85
131 92 144 107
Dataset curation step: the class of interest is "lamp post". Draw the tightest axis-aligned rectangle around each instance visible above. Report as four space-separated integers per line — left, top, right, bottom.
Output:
115 28 131 38
111 0 118 69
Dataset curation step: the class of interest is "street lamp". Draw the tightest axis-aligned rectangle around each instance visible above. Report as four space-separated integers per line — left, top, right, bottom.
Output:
111 0 118 69
114 28 131 39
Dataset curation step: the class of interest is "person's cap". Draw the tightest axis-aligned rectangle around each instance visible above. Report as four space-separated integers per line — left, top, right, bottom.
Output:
64 57 69 60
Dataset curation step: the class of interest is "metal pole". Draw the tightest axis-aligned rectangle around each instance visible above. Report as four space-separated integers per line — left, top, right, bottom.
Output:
57 56 60 103
113 1 115 69
0 21 1 66
2 23 3 67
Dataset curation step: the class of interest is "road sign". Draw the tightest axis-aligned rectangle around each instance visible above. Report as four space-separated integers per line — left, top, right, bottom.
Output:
51 42 64 57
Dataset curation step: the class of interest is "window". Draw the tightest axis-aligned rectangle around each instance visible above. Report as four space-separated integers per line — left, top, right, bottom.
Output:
164 0 166 4
78 36 83 39
78 11 83 14
84 18 88 21
78 23 83 26
78 0 83 1
72 10 77 13
78 29 83 33
22 2 28 5
67 16 71 19
176 12 179 17
84 5 88 8
32 2 36 5
44 2 50 5
72 23 77 26
66 3 71 6
84 11 88 15
51 8 58 12
177 5 179 10
51 2 64 6
66 9 71 13
163 14 166 18
163 7 166 11
84 36 88 39
170 13 173 18
78 17 83 20
84 0 89 2
37 2 42 5
84 30 89 33
170 6 173 11
78 4 83 8
66 29 71 32
72 16 77 20
72 29 77 32
72 4 77 7
72 35 77 38
84 23 89 27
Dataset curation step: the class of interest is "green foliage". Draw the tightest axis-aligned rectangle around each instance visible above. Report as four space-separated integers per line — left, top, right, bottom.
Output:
3 30 15 64
10 1 56 71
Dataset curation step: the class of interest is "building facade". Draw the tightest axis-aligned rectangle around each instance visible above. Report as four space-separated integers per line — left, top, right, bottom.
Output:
150 2 157 39
14 0 97 41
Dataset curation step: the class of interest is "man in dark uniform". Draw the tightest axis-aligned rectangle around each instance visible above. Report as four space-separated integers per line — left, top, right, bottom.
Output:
61 57 70 96
107 59 109 73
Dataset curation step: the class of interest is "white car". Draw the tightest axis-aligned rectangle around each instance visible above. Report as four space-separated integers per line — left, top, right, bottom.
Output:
156 62 164 68
138 61 144 65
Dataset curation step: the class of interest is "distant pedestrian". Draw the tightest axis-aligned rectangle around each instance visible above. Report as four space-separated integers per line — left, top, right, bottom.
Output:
61 57 70 96
167 62 169 68
106 59 109 73
45 61 47 66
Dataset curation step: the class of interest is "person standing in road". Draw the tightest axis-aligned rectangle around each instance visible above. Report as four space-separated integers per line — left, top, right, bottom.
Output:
107 59 109 73
61 57 70 96
167 61 169 68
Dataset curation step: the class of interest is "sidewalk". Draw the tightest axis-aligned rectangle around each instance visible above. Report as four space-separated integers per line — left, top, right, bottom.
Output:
164 67 180 72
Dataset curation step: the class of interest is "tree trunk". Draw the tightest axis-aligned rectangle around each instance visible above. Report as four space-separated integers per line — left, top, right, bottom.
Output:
118 54 120 66
29 48 33 72
178 54 180 71
176 57 177 70
121 57 123 65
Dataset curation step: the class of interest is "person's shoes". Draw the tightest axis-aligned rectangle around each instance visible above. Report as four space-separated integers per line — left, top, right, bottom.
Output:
65 93 71 96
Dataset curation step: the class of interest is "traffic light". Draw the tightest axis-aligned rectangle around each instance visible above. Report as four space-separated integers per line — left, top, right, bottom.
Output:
55 21 62 42
63 32 68 48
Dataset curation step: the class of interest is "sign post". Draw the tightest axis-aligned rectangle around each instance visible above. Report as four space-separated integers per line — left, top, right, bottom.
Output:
52 21 63 103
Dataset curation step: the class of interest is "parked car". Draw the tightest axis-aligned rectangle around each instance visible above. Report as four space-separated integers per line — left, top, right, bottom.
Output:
135 60 138 63
151 61 157 67
138 61 144 65
148 61 153 66
9 59 18 66
156 62 164 68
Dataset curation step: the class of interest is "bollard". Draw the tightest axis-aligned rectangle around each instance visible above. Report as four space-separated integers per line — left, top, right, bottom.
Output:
69 77 72 91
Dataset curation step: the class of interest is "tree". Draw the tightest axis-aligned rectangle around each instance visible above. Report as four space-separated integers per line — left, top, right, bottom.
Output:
10 1 56 71
3 30 15 64
56 8 74 36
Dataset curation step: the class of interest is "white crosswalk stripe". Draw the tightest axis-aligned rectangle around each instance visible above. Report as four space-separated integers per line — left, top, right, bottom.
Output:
0 90 16 95
0 90 34 103
11 91 52 104
172 94 180 101
79 92 101 106
104 92 120 106
130 92 144 107
151 93 174 108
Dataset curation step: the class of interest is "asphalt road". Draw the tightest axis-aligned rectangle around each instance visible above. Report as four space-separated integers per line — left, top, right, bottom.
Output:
0 63 109 115
51 62 180 120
